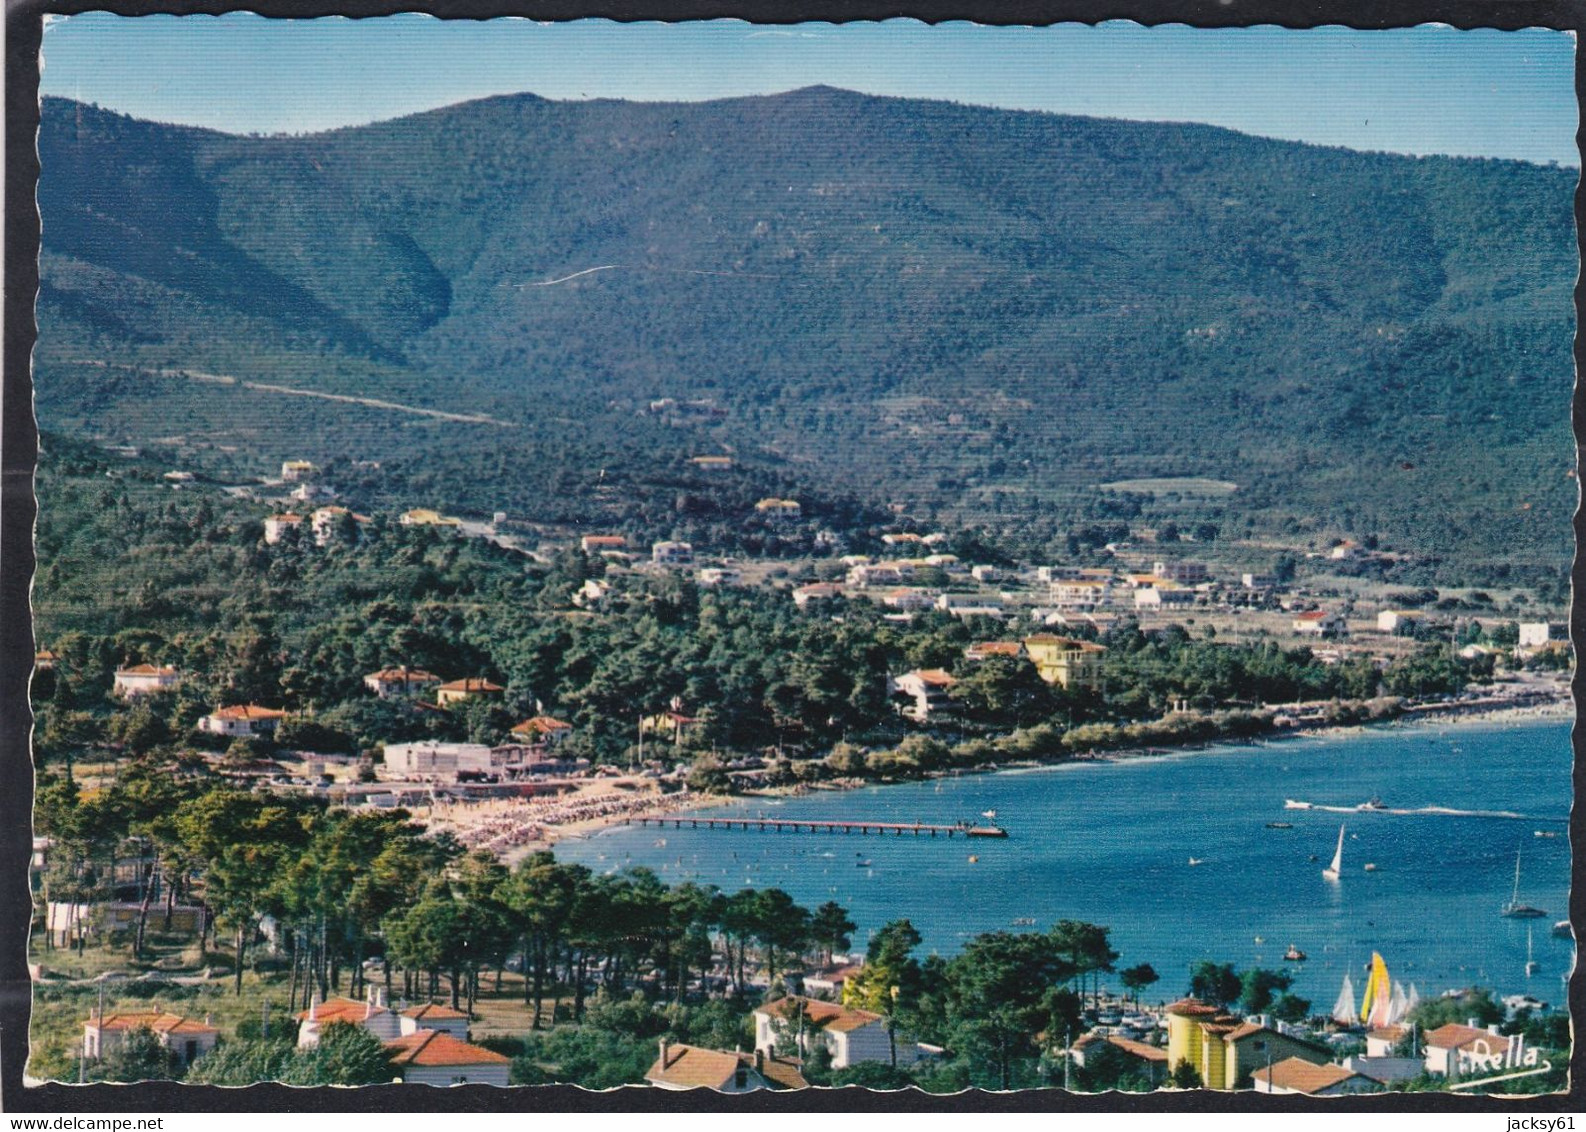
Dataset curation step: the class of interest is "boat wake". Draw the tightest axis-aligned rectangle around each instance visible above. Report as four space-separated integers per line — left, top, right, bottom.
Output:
1284 799 1564 823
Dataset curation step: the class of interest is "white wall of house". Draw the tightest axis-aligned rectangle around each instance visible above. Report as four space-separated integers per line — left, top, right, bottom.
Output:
399 1063 510 1087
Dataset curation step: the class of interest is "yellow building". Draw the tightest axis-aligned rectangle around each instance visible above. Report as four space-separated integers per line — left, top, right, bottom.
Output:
1022 635 1106 692
400 508 462 528
1165 999 1332 1089
436 677 504 706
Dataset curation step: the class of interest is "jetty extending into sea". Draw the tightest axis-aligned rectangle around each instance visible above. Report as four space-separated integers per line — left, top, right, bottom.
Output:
624 816 1009 838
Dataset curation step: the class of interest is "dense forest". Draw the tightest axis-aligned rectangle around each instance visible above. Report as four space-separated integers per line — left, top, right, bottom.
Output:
33 89 1576 573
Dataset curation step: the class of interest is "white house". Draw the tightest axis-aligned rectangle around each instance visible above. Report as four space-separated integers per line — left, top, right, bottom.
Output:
652 541 694 566
310 506 367 546
84 1011 219 1070
792 583 844 610
113 663 181 698
754 498 802 521
280 460 316 482
1135 585 1196 610
381 742 494 781
297 991 403 1048
1242 573 1280 590
1422 1022 1532 1077
363 666 443 699
509 716 573 746
263 513 305 544
1049 579 1113 611
753 996 915 1070
646 1041 807 1092
889 669 957 721
698 567 743 587
1293 610 1349 638
1153 561 1210 585
880 587 936 611
1377 610 1421 634
198 704 287 738
399 1002 472 1040
847 563 913 588
1518 622 1567 649
385 1029 511 1086
937 593 1005 618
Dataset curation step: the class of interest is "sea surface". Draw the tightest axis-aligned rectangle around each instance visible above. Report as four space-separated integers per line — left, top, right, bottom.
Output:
555 717 1575 1009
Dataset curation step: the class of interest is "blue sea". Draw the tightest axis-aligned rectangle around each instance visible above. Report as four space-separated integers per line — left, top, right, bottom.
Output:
555 718 1575 1009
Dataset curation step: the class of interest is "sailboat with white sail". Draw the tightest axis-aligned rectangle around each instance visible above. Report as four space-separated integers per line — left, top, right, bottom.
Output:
1331 973 1357 1025
1322 824 1345 881
1501 847 1547 918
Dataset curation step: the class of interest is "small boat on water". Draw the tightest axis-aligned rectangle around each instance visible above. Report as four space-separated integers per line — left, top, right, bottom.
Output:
855 859 873 868
1363 863 1378 873
1357 797 1386 811
1501 848 1547 919
1322 824 1345 881
1188 857 1206 867
1266 821 1293 830
1534 830 1559 839
1526 927 1540 977
1283 944 1307 962
1284 799 1312 810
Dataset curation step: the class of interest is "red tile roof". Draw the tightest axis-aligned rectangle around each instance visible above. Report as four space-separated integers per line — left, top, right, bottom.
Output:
295 996 388 1024
116 664 179 676
757 996 881 1034
904 668 956 687
89 1011 217 1037
438 678 504 693
646 1044 744 1090
1424 1023 1512 1052
402 1002 470 1022
512 716 572 735
1254 1056 1371 1095
1165 998 1221 1017
209 704 287 721
367 667 441 683
385 1030 509 1067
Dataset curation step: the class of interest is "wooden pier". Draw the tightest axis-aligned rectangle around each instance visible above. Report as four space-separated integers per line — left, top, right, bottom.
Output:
624 816 1007 838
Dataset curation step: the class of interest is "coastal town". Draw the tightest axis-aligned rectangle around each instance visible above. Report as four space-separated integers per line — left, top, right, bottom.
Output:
25 446 1572 1093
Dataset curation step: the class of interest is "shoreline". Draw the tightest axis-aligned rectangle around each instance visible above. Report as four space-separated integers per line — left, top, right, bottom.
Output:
513 687 1571 854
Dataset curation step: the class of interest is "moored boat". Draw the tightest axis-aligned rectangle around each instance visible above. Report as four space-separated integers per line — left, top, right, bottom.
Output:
1283 944 1307 962
1501 848 1547 918
966 825 1009 838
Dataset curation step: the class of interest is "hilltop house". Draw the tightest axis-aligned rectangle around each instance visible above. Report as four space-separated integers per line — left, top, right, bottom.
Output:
1023 636 1106 692
1517 622 1567 650
1292 610 1349 638
436 678 504 706
1153 561 1210 585
1252 1057 1379 1095
754 498 802 521
964 641 1026 663
698 567 743 587
688 455 733 472
364 666 443 699
280 460 316 482
937 593 1005 619
1165 999 1332 1090
84 1011 219 1070
510 716 573 746
754 996 913 1070
792 583 844 610
1134 585 1196 611
652 541 694 566
647 1041 807 1092
263 513 305 544
580 534 627 553
198 704 287 738
889 669 957 721
1049 578 1113 611
310 506 370 546
1377 610 1422 634
113 663 181 698
881 587 936 612
399 509 462 528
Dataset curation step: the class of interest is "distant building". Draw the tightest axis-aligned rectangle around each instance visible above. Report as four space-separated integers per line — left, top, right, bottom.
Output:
688 456 734 472
280 460 316 482
1165 999 1332 1090
970 565 1002 583
510 717 573 745
1252 1057 1379 1095
1377 610 1421 634
1023 636 1106 692
364 666 443 699
198 705 287 738
1329 541 1360 560
1242 573 1280 590
881 588 936 612
1135 586 1196 610
848 563 912 588
647 1041 807 1092
889 669 957 721
310 506 369 546
435 678 504 706
754 498 802 521
698 567 743 587
881 533 924 547
381 742 494 781
1518 622 1567 649
297 992 401 1048
573 579 612 608
1049 579 1113 611
937 593 1005 619
399 1003 471 1041
84 1011 218 1070
964 641 1026 663
792 583 844 610
1154 561 1210 585
1422 1022 1530 1078
1293 610 1348 638
1069 1033 1169 1086
580 535 627 553
754 996 913 1070
264 513 305 544
399 509 461 528
113 663 181 698
652 541 694 566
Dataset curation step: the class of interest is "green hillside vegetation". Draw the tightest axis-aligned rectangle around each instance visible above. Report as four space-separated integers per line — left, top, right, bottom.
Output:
34 89 1575 574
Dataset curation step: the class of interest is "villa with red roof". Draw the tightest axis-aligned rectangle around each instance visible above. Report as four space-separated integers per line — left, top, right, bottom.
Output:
889 669 958 721
385 1029 510 1087
296 991 402 1047
113 663 181 698
1423 1022 1528 1077
198 704 287 738
436 678 504 706
753 996 914 1069
647 1040 807 1092
399 1002 472 1040
510 716 573 745
364 666 443 699
1253 1056 1379 1095
83 1010 218 1069
1292 610 1349 638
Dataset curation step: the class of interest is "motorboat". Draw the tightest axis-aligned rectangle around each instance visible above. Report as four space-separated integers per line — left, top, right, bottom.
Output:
1283 944 1308 962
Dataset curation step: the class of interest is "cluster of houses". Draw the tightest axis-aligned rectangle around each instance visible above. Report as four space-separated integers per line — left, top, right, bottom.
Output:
887 635 1107 720
1062 997 1543 1095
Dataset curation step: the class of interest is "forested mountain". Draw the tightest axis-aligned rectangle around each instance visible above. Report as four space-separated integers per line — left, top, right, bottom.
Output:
33 88 1576 569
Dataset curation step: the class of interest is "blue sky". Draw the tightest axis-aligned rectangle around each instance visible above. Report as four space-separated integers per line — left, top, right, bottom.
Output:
39 16 1578 165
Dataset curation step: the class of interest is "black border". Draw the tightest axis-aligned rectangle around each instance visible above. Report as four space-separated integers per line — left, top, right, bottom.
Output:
3 1 1583 1113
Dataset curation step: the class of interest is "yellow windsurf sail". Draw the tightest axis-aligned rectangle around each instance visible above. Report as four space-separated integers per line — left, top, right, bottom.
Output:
1359 952 1392 1027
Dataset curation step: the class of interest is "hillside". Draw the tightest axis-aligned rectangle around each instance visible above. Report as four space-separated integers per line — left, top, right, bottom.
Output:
33 88 1577 574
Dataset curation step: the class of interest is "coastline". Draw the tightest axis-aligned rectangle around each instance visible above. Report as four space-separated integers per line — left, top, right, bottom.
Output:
496 686 1572 857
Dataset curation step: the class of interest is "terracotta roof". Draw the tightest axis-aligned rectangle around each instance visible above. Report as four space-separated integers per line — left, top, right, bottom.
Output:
116 664 178 677
647 1045 745 1090
367 667 441 683
1024 635 1106 652
966 641 1025 658
757 996 881 1034
512 716 572 735
1424 1023 1512 1053
1106 1035 1169 1063
296 996 389 1024
438 678 504 693
903 669 956 687
385 1029 509 1067
402 1002 471 1022
1293 610 1333 622
755 1053 810 1090
1254 1056 1371 1095
89 1011 217 1036
581 535 627 547
1367 1025 1406 1042
1165 998 1220 1017
209 704 287 721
